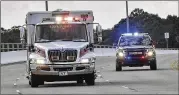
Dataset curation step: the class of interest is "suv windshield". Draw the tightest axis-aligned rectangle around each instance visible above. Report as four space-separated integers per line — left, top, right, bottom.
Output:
35 24 87 42
118 35 152 46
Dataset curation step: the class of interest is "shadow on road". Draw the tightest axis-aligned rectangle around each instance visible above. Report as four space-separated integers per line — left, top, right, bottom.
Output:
39 82 88 88
115 68 172 72
36 79 166 88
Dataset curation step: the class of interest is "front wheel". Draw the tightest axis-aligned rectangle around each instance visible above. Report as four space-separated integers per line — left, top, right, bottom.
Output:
116 60 122 71
85 73 95 85
29 73 44 87
29 74 39 87
150 59 157 70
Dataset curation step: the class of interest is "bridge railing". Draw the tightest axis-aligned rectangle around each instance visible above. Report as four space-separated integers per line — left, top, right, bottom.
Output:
1 43 26 52
1 43 178 52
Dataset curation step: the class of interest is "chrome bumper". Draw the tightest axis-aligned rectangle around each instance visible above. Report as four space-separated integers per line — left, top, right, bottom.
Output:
30 63 95 76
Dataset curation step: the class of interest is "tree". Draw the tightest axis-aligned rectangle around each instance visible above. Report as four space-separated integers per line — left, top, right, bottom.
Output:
1 26 21 43
102 8 179 48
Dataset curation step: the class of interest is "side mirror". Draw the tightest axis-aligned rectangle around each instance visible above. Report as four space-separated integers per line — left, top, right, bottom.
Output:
96 25 102 43
19 27 25 44
88 44 94 51
96 24 102 33
28 45 35 52
149 40 153 45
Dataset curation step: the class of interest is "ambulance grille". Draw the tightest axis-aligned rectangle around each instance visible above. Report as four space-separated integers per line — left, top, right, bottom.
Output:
48 49 78 62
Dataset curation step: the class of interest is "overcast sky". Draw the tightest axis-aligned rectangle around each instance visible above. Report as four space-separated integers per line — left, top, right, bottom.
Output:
1 1 178 29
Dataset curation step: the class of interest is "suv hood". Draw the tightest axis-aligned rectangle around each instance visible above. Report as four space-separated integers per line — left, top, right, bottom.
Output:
34 41 89 51
122 45 153 49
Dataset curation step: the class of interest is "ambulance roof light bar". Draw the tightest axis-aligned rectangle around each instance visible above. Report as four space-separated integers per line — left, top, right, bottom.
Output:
42 16 79 23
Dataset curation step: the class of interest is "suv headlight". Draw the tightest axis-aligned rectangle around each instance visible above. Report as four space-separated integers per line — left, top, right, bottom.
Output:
117 49 125 57
147 49 154 56
147 51 153 56
118 52 124 57
30 59 47 64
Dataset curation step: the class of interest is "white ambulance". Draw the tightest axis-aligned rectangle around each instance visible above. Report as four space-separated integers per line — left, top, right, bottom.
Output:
19 9 102 87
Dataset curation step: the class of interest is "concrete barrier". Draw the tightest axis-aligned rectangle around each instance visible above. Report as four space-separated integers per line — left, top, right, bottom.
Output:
1 49 178 65
1 50 27 65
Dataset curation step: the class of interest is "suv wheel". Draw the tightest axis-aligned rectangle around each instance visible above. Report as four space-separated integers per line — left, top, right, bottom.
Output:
116 60 122 71
150 59 157 70
85 73 95 85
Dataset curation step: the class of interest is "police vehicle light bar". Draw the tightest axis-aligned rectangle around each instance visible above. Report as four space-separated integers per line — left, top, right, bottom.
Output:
122 33 148 36
122 33 133 36
134 32 139 36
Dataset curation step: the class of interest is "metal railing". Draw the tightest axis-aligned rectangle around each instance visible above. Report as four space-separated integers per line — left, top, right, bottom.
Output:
1 43 178 52
1 43 26 52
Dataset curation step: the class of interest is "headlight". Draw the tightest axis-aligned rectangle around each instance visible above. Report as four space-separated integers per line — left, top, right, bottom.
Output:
117 49 125 57
81 59 90 63
36 59 46 64
147 51 153 56
147 49 154 56
30 59 47 64
118 52 124 57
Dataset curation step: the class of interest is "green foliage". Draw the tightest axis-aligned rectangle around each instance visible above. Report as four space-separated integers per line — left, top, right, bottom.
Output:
1 26 27 43
101 8 179 48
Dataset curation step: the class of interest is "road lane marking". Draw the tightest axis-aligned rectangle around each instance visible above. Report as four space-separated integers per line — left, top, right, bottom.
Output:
16 90 21 94
16 78 20 81
122 86 138 92
97 74 103 78
13 83 17 86
96 70 100 73
122 86 129 89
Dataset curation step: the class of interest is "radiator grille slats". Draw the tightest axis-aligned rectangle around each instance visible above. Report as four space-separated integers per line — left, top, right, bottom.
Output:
48 49 77 62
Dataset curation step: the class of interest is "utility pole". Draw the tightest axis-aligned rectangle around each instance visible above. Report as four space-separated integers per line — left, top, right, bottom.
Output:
45 1 48 11
126 1 129 33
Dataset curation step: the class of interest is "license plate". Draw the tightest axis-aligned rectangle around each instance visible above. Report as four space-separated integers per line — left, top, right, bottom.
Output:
129 52 142 55
59 71 68 76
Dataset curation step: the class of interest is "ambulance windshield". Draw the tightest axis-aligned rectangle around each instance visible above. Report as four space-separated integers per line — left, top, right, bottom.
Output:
35 24 87 42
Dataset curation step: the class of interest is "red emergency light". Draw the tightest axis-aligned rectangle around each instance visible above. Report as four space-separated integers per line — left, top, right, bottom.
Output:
141 56 145 59
56 16 80 22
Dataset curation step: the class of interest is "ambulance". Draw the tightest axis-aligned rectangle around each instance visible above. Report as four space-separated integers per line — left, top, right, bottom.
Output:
19 9 102 87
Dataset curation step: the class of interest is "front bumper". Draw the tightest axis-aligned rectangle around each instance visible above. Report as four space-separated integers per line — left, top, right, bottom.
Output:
30 63 95 76
117 57 156 66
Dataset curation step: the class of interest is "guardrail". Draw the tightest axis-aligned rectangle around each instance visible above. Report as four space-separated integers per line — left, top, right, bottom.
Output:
1 43 26 52
156 48 179 50
94 45 116 48
0 43 178 52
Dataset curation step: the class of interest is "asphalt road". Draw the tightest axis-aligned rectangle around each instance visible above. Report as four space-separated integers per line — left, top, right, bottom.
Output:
1 54 178 94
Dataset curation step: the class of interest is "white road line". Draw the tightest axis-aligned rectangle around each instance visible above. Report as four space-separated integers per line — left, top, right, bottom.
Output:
13 83 17 86
122 86 129 89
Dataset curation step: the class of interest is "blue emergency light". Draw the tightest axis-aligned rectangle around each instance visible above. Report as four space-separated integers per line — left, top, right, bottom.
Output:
122 32 148 36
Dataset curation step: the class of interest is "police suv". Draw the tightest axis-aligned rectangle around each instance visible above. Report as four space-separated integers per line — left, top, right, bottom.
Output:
116 33 157 71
